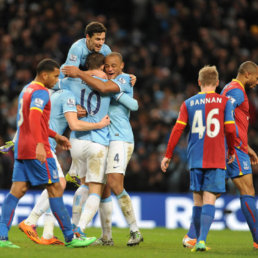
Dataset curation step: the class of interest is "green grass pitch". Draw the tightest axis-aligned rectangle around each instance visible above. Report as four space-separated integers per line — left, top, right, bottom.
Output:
1 227 257 258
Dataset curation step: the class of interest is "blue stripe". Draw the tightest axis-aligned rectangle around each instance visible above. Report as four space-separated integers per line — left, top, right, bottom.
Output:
101 196 112 203
89 193 101 199
116 189 128 199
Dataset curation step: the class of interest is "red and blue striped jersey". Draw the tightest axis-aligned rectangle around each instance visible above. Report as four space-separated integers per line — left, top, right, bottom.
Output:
14 81 53 159
221 79 249 154
176 92 235 169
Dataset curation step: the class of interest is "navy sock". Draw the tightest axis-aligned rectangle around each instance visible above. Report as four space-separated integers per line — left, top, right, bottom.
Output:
198 204 215 242
240 195 258 243
0 193 19 240
49 197 73 242
188 206 201 239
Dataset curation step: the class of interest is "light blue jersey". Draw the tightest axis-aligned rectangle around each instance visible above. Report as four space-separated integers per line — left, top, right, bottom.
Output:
109 73 134 143
60 77 112 146
49 89 77 151
59 38 111 79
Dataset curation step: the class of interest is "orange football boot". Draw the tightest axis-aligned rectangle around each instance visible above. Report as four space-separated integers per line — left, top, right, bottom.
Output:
18 220 40 244
40 236 64 245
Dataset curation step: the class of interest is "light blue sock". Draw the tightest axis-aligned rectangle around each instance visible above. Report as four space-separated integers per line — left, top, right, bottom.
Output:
198 204 215 242
0 193 19 240
116 189 128 199
240 195 258 243
49 197 73 242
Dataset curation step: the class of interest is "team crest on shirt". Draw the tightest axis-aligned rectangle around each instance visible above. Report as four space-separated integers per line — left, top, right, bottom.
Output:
243 161 250 170
34 98 44 107
69 54 77 62
118 77 126 84
67 98 75 106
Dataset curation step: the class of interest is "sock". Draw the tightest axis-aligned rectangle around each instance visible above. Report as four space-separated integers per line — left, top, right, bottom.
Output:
77 193 101 232
117 189 138 232
0 193 19 240
99 196 113 240
188 206 201 239
192 206 202 239
26 189 49 225
72 185 89 226
42 208 55 239
49 197 73 243
198 204 215 242
240 195 258 243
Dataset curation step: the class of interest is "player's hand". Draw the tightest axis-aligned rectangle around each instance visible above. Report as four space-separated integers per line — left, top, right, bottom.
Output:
86 69 107 79
36 143 46 164
62 66 80 78
248 146 258 165
76 105 87 118
98 115 110 129
161 157 171 173
227 154 235 164
129 74 137 87
55 134 71 150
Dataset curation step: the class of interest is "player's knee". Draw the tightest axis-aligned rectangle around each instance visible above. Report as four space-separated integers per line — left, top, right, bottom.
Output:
10 182 28 199
47 182 63 197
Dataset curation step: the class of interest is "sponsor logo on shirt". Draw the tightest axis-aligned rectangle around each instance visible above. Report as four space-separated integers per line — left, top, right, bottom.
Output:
69 54 77 62
34 98 44 107
67 98 75 106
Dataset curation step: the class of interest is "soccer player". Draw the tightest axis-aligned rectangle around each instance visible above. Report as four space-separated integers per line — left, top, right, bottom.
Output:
221 61 258 249
161 65 236 252
62 52 143 246
18 88 110 245
0 59 96 248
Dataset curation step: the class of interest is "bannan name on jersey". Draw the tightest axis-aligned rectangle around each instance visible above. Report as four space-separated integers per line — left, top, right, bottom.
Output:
190 97 222 106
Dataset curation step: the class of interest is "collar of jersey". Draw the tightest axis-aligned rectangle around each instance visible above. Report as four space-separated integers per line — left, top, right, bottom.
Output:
198 91 215 94
232 79 245 90
31 81 45 88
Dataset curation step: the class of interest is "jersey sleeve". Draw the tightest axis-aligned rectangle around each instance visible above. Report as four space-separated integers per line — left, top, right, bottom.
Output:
111 75 131 92
62 91 77 113
30 90 49 113
224 99 235 125
176 102 188 125
113 92 138 111
225 88 245 109
63 43 82 67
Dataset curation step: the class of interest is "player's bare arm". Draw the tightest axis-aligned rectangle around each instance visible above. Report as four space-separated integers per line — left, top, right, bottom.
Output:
76 105 87 118
62 66 120 93
54 134 71 150
248 145 258 165
36 143 46 164
64 112 110 131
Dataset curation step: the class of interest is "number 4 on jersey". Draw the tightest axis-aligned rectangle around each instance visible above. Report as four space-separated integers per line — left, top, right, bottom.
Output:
191 108 220 139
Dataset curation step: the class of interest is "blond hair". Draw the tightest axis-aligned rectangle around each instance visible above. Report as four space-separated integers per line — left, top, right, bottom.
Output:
198 65 218 86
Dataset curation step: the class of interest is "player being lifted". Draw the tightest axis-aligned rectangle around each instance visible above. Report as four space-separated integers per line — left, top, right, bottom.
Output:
161 65 236 252
0 59 96 248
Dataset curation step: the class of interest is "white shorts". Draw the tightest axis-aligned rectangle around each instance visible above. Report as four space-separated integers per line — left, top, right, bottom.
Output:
106 141 134 175
69 138 108 184
52 151 64 178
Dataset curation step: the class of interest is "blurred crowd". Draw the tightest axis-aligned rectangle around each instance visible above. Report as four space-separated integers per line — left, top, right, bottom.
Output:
0 0 258 192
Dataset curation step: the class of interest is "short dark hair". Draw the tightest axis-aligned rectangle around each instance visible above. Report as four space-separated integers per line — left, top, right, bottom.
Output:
85 22 107 37
36 58 60 74
238 61 257 75
86 53 105 70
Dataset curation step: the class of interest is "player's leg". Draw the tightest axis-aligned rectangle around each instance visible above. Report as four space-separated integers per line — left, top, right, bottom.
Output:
228 149 258 246
92 184 114 246
0 160 29 248
107 141 142 246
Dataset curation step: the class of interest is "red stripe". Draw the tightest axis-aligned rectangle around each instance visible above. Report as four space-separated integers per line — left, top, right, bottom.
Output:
235 152 242 174
245 202 256 223
54 212 64 230
7 209 15 227
45 160 51 181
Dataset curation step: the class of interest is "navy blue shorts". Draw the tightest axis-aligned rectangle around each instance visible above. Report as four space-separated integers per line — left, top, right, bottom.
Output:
190 168 226 193
12 158 59 186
